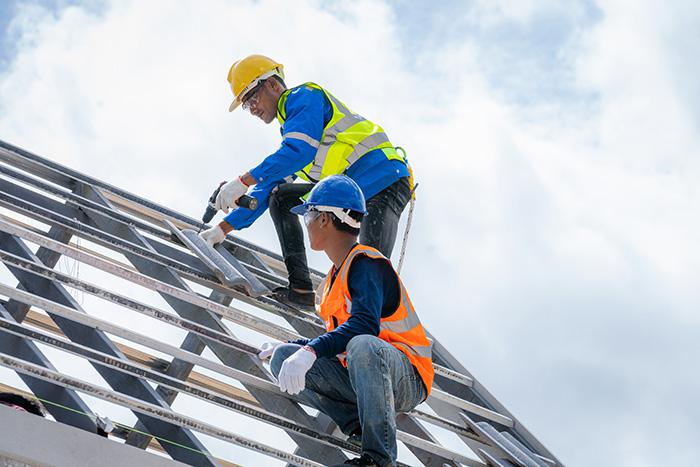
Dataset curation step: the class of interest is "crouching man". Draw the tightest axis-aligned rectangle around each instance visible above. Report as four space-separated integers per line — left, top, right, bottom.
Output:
260 175 434 467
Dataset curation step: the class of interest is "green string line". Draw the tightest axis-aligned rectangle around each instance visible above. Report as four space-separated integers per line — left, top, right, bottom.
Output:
35 396 210 457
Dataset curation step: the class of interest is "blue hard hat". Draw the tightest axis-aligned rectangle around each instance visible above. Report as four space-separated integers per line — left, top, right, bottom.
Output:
290 175 367 216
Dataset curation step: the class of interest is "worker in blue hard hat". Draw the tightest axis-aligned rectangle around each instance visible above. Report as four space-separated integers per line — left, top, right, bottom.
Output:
199 55 414 311
258 175 433 467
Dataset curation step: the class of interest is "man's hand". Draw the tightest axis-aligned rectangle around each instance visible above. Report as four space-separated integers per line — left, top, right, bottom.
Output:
258 341 282 360
215 177 249 213
278 346 316 395
199 225 226 247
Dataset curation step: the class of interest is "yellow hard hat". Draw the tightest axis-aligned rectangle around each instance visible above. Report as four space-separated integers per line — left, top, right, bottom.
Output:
226 54 284 112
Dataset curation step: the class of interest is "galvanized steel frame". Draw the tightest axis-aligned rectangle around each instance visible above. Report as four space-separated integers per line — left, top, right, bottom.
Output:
0 139 562 467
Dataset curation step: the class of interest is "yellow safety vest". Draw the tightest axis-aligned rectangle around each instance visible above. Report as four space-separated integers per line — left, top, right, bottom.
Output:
276 82 406 182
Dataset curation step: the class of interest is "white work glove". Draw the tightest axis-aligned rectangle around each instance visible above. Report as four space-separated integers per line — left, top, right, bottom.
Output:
199 225 226 247
215 177 248 214
278 346 316 395
258 341 282 360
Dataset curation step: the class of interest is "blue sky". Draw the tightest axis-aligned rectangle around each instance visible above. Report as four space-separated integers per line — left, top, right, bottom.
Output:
0 1 699 466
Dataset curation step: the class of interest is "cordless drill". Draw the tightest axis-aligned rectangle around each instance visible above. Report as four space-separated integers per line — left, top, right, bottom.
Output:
199 182 258 232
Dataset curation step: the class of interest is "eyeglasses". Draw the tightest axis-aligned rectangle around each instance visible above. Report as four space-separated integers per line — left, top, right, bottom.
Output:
303 209 321 226
242 82 265 111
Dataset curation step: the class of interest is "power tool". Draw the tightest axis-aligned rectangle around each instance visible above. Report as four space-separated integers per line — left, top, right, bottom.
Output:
199 182 258 232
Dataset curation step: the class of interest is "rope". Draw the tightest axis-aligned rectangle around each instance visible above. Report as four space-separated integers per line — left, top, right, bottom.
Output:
397 183 418 274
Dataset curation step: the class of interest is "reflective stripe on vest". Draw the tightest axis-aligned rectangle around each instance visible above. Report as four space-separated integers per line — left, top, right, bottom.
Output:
284 131 320 149
277 83 405 182
318 244 434 395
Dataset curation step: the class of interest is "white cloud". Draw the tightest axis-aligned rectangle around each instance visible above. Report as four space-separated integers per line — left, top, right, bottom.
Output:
0 1 699 466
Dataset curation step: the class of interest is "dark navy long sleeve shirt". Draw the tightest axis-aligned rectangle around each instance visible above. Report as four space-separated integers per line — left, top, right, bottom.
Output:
292 255 400 359
224 84 409 230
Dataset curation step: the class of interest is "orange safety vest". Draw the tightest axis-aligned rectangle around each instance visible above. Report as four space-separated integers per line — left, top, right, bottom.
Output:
318 244 434 395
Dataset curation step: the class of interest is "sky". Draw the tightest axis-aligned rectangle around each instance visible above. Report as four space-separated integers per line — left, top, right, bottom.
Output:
0 0 699 466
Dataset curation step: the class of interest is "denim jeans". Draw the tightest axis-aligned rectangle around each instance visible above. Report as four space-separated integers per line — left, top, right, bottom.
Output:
270 335 426 467
268 177 412 291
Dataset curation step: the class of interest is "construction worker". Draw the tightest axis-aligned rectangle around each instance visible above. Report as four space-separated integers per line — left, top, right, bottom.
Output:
199 54 413 310
259 175 433 467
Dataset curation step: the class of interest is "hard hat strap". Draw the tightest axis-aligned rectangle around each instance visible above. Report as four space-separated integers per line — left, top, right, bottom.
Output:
312 206 362 229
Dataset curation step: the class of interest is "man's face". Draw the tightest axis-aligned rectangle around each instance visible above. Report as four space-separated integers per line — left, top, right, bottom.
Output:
242 80 278 124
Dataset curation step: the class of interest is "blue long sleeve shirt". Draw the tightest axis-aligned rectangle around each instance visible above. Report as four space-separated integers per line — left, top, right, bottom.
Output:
224 84 409 230
291 254 401 359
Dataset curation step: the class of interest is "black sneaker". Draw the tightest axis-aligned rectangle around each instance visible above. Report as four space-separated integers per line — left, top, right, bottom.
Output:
272 286 315 311
331 454 379 466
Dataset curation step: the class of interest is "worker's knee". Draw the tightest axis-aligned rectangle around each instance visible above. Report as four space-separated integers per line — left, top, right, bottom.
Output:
346 335 385 366
268 186 298 214
268 191 289 220
269 343 301 377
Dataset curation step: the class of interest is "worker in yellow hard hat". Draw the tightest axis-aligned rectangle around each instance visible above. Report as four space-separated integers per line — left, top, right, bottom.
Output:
200 54 413 311
225 54 286 115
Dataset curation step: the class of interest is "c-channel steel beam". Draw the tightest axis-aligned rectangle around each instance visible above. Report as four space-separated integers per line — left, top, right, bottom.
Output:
0 232 217 466
3 225 74 320
0 303 97 431
77 183 349 465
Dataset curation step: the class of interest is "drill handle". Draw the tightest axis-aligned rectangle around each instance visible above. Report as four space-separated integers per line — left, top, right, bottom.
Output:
236 194 258 210
202 186 258 224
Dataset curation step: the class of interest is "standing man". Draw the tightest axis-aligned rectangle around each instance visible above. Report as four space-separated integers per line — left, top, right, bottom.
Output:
199 54 413 310
260 175 433 467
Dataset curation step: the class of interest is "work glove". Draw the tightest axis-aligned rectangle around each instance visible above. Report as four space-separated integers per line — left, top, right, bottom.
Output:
215 177 248 214
277 346 316 395
199 225 226 247
258 341 282 360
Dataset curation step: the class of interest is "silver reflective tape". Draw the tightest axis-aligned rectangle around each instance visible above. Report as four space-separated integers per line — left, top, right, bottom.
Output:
339 249 384 284
345 132 390 164
325 114 364 134
307 118 357 180
284 132 320 149
305 92 368 180
326 92 353 116
394 341 433 359
307 159 325 181
380 312 422 334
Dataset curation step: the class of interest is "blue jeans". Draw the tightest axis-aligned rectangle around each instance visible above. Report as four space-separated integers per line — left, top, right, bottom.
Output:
270 335 426 467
